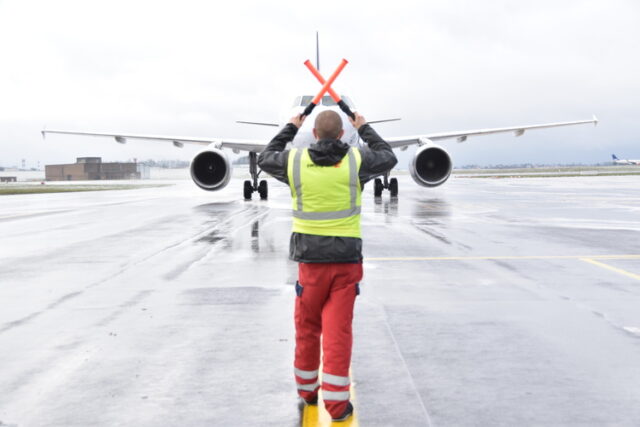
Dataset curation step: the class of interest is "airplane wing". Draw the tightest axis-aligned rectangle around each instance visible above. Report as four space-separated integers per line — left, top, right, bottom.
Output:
41 129 268 153
385 116 598 149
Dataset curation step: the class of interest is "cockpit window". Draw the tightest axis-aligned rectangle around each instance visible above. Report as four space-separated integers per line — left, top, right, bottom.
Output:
296 95 356 108
321 96 337 106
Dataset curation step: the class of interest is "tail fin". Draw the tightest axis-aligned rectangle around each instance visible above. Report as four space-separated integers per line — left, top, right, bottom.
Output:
612 154 619 160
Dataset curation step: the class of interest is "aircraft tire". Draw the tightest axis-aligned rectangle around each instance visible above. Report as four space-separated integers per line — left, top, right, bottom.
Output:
374 178 383 197
243 180 253 200
258 180 268 200
389 178 398 197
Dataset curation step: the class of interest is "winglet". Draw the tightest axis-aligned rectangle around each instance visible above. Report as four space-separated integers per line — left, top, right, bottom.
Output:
41 126 47 140
593 114 598 126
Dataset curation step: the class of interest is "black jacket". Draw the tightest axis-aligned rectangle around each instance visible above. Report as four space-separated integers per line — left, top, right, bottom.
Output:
258 123 397 263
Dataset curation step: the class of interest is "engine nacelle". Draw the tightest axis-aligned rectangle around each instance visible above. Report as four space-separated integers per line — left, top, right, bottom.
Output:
190 147 232 191
409 141 453 187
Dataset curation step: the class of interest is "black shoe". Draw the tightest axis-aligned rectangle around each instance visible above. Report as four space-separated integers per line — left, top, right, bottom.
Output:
332 402 354 422
302 396 318 405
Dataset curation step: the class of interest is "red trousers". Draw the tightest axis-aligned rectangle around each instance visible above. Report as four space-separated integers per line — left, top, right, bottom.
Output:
293 262 362 418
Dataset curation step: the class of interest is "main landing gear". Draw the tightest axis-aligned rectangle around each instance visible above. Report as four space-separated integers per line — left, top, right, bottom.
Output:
244 152 268 200
373 173 398 198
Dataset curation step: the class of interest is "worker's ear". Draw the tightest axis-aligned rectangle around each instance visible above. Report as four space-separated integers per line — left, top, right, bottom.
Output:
313 128 318 140
338 129 344 139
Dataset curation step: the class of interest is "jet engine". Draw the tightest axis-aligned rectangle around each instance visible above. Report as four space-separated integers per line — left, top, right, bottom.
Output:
409 140 453 187
190 147 232 191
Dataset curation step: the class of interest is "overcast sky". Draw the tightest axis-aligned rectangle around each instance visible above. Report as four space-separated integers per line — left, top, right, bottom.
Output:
1 0 638 168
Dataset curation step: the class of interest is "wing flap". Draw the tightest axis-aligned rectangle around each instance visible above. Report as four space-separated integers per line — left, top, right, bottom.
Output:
386 116 598 149
42 129 267 152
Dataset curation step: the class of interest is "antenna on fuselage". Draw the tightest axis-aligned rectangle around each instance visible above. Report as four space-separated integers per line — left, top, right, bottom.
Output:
315 31 320 71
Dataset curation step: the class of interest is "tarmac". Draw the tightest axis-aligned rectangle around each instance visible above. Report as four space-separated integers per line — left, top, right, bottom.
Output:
1 174 639 426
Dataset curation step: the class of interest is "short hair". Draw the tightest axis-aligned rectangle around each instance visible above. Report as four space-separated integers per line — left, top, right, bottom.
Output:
314 110 343 140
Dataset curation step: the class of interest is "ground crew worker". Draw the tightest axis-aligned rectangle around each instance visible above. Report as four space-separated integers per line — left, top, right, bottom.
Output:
258 110 397 422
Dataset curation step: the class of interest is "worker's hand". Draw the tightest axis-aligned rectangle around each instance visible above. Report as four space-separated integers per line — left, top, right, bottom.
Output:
349 112 367 130
290 114 306 129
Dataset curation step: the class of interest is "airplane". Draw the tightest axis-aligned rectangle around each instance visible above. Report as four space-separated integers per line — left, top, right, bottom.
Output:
42 96 598 200
611 154 640 165
42 42 599 200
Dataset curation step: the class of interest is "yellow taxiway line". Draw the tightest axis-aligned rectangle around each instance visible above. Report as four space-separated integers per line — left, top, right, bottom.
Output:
581 258 640 282
302 369 358 427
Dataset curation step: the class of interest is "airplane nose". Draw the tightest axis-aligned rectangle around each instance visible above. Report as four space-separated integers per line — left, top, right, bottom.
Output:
345 130 358 145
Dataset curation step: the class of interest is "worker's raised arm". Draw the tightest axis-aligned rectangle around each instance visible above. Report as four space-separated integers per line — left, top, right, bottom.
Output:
258 116 305 184
350 112 398 183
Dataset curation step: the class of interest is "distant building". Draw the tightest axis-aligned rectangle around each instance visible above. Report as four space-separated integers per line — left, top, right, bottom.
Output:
45 157 148 181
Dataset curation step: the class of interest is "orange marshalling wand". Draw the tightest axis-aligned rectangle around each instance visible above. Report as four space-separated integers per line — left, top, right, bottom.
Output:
303 59 356 120
300 59 349 118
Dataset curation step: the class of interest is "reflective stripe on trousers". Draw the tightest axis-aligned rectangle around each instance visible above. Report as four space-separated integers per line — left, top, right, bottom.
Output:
297 382 319 392
323 372 350 387
322 390 350 402
295 367 319 392
294 367 319 380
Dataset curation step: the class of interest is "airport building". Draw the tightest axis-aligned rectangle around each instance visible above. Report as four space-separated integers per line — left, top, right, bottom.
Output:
45 157 149 181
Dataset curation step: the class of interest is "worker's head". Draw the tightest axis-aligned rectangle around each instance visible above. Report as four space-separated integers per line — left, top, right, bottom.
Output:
313 110 344 141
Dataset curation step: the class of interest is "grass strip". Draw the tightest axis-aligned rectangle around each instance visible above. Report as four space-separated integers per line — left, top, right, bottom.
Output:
0 184 171 195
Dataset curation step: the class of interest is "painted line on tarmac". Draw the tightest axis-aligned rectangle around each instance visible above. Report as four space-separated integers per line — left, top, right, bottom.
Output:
367 254 640 262
302 368 359 427
580 258 640 282
380 305 434 427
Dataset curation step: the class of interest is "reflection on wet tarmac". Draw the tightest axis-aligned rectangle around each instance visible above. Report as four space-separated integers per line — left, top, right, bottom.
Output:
251 220 260 253
193 202 270 252
193 200 239 217
197 228 227 245
373 196 399 216
412 198 451 219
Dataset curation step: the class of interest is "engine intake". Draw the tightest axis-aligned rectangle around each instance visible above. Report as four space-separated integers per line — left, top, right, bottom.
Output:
190 148 232 191
409 143 452 187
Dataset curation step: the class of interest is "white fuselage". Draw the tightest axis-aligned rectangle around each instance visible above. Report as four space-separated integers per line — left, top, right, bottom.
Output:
282 96 360 147
614 159 640 165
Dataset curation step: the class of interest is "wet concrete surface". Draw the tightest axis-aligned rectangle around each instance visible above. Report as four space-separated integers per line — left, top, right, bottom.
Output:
1 174 639 426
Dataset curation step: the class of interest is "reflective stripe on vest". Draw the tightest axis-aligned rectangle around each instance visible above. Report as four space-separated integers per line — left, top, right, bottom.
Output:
293 148 304 212
290 147 360 220
287 147 362 238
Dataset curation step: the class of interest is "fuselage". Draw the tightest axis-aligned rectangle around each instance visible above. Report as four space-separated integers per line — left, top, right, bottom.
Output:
612 155 640 165
284 95 360 147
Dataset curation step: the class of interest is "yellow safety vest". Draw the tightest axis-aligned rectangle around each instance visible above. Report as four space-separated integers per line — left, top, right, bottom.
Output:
287 147 362 238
